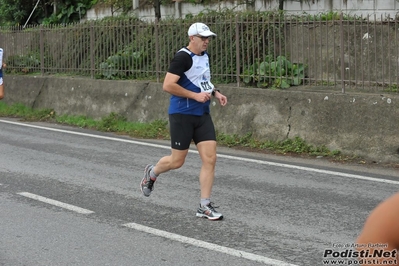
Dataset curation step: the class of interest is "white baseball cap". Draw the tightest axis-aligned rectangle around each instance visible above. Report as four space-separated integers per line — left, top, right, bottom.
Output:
187 22 217 37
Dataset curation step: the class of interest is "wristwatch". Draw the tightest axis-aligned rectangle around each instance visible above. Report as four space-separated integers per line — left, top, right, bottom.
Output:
212 89 220 96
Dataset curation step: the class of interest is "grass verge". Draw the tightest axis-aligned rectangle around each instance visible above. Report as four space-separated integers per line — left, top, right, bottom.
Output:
0 102 365 163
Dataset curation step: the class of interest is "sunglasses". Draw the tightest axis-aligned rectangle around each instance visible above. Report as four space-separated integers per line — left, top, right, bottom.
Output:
194 35 211 41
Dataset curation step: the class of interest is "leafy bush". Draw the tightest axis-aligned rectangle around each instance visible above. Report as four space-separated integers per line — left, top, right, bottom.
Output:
99 48 146 80
7 53 40 74
241 55 306 89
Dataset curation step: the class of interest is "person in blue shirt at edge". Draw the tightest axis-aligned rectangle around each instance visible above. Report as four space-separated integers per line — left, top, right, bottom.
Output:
140 22 228 220
0 48 5 100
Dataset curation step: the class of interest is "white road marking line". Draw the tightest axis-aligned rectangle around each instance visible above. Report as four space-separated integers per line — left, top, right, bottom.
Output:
219 154 399 184
0 119 397 184
17 192 94 214
123 222 298 266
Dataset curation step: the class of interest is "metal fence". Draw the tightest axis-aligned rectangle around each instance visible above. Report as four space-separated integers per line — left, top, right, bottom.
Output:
1 13 399 93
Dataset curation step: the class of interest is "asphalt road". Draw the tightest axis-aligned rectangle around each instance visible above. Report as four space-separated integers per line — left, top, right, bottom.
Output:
0 118 398 266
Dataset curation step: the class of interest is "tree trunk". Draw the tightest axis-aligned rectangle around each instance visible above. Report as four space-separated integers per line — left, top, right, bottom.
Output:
154 0 161 20
279 0 284 10
53 0 59 15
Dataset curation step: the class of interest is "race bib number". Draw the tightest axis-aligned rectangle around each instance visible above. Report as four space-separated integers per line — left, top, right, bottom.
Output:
200 81 214 92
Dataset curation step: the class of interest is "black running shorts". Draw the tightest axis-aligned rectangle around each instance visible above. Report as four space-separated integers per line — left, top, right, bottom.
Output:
169 113 216 150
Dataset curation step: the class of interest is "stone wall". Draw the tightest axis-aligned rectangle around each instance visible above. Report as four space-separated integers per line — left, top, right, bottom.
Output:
3 75 399 163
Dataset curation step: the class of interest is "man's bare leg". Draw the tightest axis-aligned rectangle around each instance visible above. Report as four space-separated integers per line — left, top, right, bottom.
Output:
0 84 4 100
195 140 222 220
196 140 217 199
140 148 188 197
153 148 189 174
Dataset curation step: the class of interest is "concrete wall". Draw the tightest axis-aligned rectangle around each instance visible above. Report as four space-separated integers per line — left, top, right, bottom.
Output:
84 0 399 22
286 23 399 84
3 75 399 163
284 0 399 17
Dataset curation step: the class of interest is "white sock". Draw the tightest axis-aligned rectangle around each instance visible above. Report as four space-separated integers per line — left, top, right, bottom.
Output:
201 198 210 207
149 167 158 180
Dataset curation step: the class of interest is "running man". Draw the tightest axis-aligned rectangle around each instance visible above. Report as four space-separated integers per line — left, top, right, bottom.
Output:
140 22 227 220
